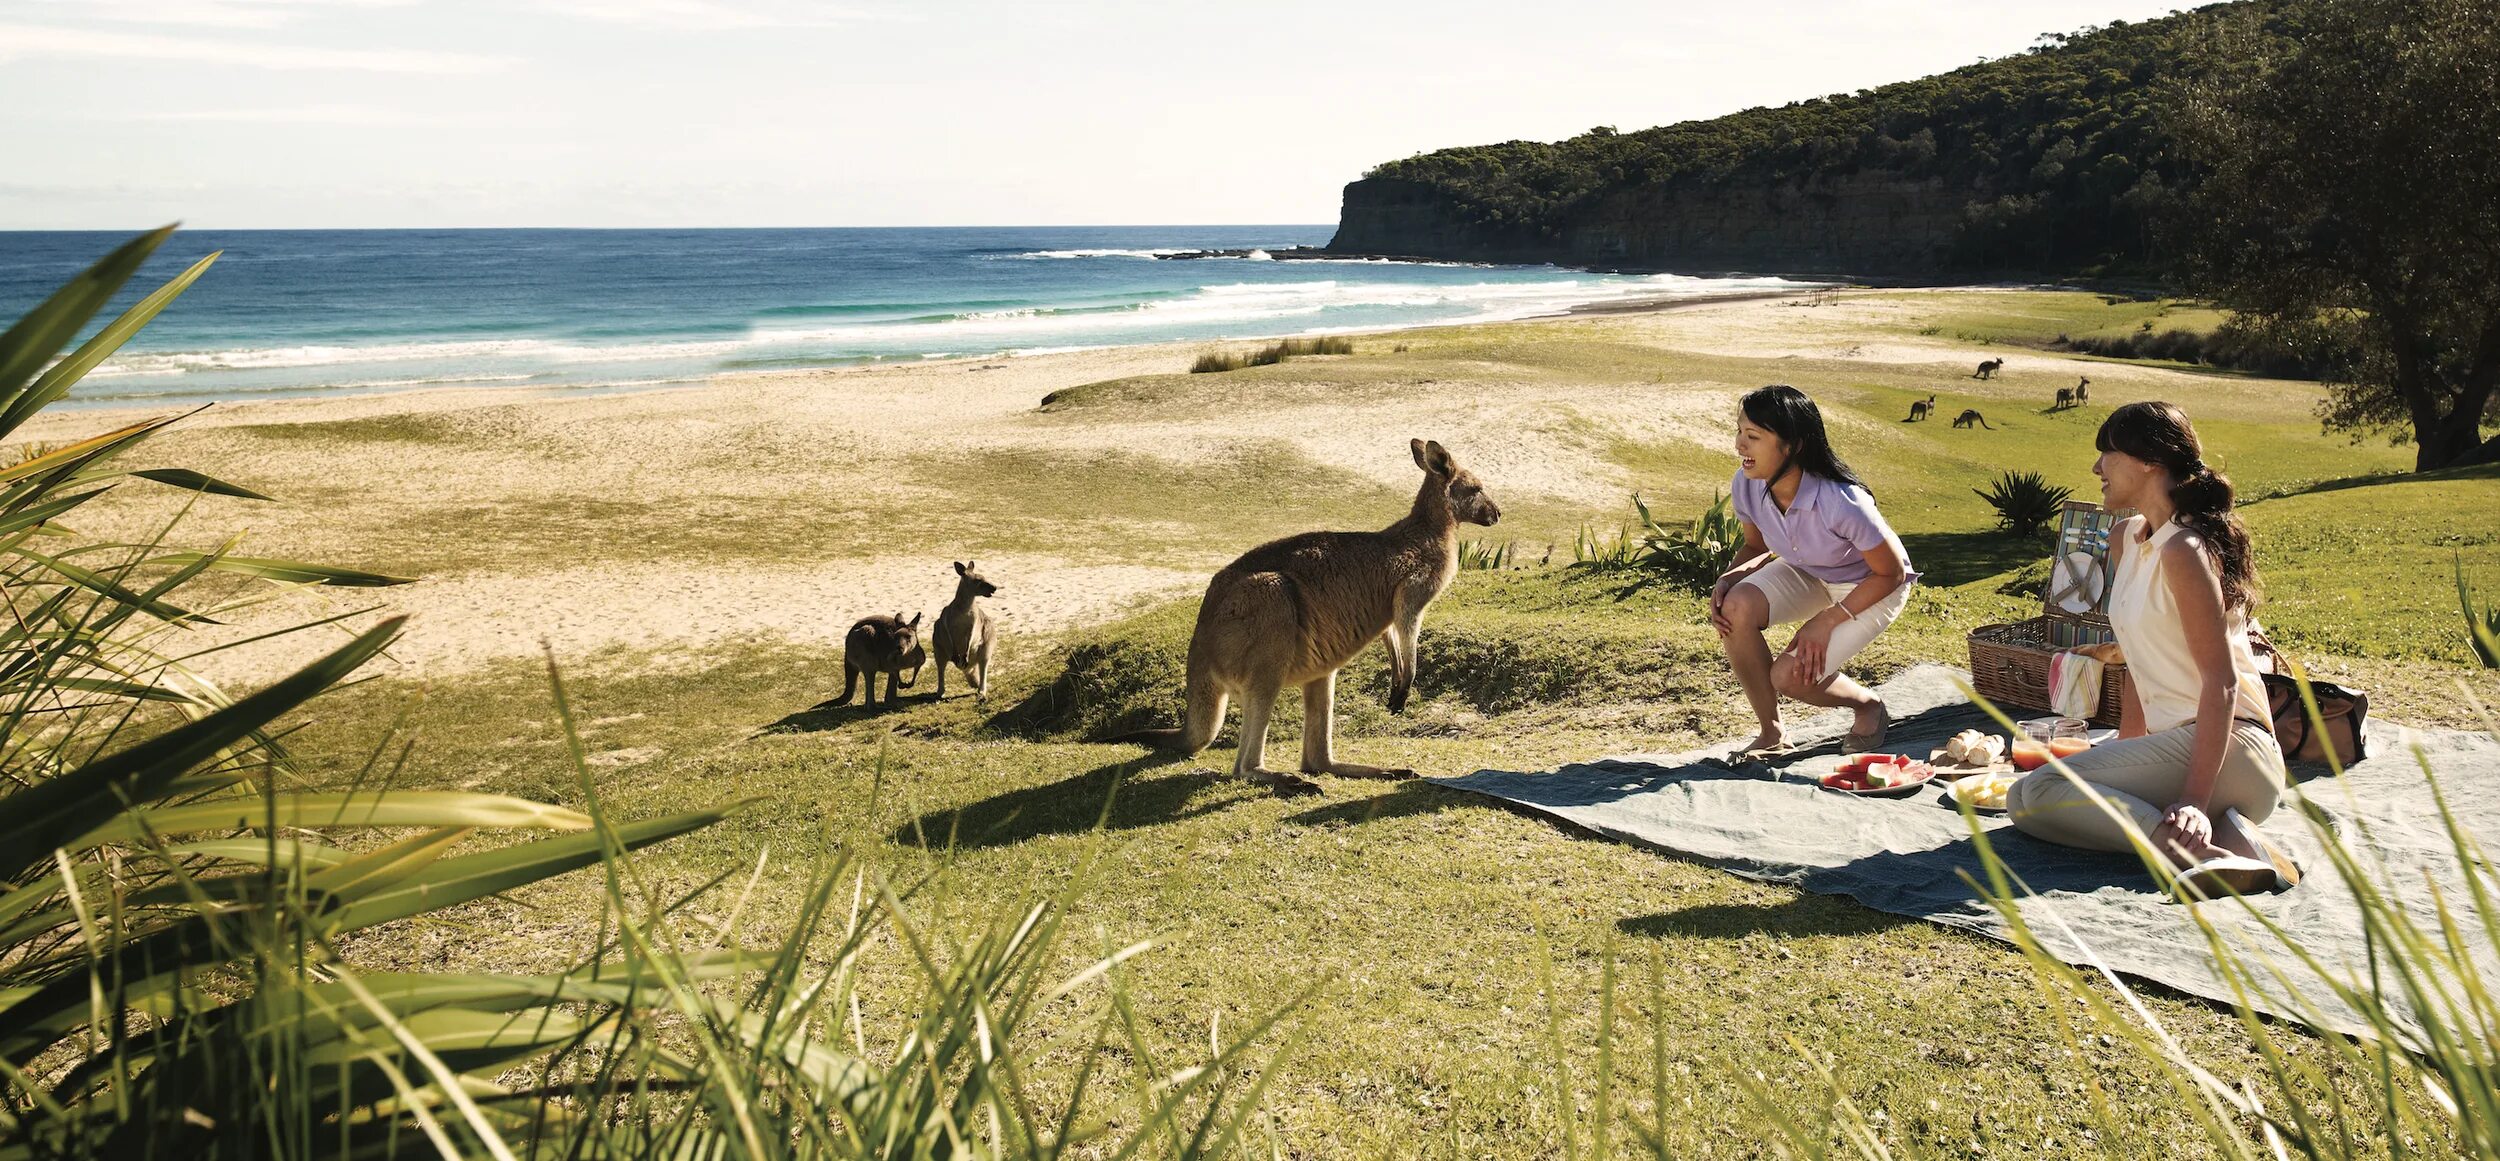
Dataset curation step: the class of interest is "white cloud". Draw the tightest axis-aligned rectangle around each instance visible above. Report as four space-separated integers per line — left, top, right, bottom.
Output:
525 0 889 30
3 0 416 29
134 104 545 127
0 21 512 71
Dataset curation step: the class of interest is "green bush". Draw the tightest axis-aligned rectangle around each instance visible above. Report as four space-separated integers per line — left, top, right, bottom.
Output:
2460 554 2500 668
1570 492 1743 593
1189 336 1355 373
1974 470 2073 538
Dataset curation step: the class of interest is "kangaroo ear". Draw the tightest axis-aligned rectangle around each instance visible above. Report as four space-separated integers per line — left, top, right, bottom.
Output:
954 561 967 575
908 612 923 628
1421 440 1455 477
1410 437 1429 470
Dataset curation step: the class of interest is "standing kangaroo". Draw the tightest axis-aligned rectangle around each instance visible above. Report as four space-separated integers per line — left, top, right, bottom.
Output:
1906 395 1937 422
834 612 924 709
1116 439 1501 796
2054 386 2075 409
2074 376 2090 403
1973 358 2005 379
1953 408 1996 430
932 561 998 700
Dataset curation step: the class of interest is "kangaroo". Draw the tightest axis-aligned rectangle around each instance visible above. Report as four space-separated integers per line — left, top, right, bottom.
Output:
932 561 999 700
1906 395 1936 422
1973 358 2004 380
1953 408 1996 430
1116 439 1501 796
833 612 924 709
2074 376 2090 403
2054 386 2075 409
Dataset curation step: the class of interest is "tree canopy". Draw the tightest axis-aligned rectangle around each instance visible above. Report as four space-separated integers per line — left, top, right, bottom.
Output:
1361 9 2227 273
2172 0 2500 470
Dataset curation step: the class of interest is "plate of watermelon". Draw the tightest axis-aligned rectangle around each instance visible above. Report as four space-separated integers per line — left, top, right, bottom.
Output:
1821 754 1937 797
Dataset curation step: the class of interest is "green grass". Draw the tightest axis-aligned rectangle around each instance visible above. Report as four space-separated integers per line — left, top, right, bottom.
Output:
1880 290 2232 349
233 293 2493 1155
282 541 2467 1156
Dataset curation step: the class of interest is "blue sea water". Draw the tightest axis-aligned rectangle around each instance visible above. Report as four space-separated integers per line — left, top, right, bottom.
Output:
0 227 1817 407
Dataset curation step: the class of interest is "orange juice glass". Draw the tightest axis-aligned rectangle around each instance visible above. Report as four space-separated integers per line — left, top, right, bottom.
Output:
2009 739 2053 771
2047 737 2092 758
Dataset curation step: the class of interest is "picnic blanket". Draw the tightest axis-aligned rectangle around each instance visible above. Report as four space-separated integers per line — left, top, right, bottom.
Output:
1429 663 2499 1040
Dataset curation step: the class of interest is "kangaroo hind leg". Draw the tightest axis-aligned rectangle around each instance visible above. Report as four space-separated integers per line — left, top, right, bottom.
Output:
1231 684 1319 796
1301 669 1415 780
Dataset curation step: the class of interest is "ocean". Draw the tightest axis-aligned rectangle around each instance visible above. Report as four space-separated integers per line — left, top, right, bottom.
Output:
0 227 1818 407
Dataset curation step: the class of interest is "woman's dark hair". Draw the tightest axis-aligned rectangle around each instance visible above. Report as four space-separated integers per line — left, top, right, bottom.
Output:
2096 400 2259 611
1740 384 1866 491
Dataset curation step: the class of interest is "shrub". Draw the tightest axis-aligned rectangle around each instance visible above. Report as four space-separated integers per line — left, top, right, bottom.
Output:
1189 336 1355 373
1974 470 2073 538
1459 539 1516 570
1571 492 1744 594
2460 553 2500 668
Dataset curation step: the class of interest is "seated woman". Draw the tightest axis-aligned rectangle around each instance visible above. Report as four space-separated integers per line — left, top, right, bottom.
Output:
1709 385 1917 758
2007 401 2295 897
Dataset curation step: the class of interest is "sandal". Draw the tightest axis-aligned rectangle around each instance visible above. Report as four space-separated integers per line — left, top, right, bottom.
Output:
1720 742 1795 767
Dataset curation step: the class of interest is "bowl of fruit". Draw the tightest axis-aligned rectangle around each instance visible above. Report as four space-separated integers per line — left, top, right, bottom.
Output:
1821 754 1937 797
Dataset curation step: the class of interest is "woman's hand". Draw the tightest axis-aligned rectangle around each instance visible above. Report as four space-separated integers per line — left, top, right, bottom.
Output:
1709 574 1740 637
2162 802 2214 851
1784 610 1843 680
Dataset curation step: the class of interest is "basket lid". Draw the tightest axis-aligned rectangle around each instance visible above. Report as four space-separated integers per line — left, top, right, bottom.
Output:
2041 500 2120 624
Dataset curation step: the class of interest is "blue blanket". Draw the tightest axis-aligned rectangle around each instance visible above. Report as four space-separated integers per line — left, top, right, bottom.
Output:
1429 663 2497 1040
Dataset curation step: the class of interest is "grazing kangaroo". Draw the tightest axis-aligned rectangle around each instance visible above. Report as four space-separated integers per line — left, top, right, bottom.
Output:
1116 439 1501 796
932 561 999 700
2054 386 2075 409
1973 358 2004 379
834 612 924 709
1953 408 1996 430
2074 376 2090 403
1906 395 1937 422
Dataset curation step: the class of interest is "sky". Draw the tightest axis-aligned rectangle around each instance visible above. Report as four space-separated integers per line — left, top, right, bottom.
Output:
1 0 2198 229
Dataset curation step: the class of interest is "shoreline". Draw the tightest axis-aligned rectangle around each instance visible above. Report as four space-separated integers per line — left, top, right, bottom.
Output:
33 286 1817 431
18 286 2273 688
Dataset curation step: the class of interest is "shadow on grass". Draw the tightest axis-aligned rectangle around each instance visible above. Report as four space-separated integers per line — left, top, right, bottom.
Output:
1898 529 2046 588
890 752 1248 850
2247 459 2500 502
1616 894 1917 940
755 694 934 737
1283 779 1475 827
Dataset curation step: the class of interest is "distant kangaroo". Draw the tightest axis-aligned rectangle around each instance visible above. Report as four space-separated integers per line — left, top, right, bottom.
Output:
1906 395 1937 422
1115 439 1501 796
2074 376 2090 403
1973 358 2004 380
1953 408 1995 430
2054 386 2075 409
834 612 924 709
932 561 999 700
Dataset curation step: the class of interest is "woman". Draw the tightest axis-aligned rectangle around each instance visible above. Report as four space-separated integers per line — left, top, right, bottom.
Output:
2006 401 2293 897
1709 385 1917 759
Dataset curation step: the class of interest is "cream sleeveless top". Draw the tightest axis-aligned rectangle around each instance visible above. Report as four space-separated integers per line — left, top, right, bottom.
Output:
2106 517 2270 735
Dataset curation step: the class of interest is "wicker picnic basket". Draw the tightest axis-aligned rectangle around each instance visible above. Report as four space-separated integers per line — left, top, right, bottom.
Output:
1966 501 2128 728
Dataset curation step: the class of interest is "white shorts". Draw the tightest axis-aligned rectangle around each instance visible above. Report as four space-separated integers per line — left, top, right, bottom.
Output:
1735 558 1915 680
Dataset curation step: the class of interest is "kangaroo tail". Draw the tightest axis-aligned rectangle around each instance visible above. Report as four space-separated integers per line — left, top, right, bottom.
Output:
1105 674 1225 753
832 663 858 706
1981 416 1996 429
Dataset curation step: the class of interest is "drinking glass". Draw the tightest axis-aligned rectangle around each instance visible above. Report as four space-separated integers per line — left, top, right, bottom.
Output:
2047 717 2093 759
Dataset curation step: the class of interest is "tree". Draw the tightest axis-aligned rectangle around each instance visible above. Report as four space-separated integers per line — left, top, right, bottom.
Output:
2172 0 2500 470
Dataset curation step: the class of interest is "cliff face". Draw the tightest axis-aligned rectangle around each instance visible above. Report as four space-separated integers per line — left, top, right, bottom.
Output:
1328 171 1972 275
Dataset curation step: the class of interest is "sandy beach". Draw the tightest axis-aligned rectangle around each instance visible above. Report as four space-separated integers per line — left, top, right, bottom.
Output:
18 288 2297 686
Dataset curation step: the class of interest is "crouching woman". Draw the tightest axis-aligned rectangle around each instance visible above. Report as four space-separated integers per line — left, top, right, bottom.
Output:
1709 385 1917 758
2007 401 2295 897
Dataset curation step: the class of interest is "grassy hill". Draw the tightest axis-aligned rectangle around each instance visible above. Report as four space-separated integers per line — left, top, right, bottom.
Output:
1335 5 2250 274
